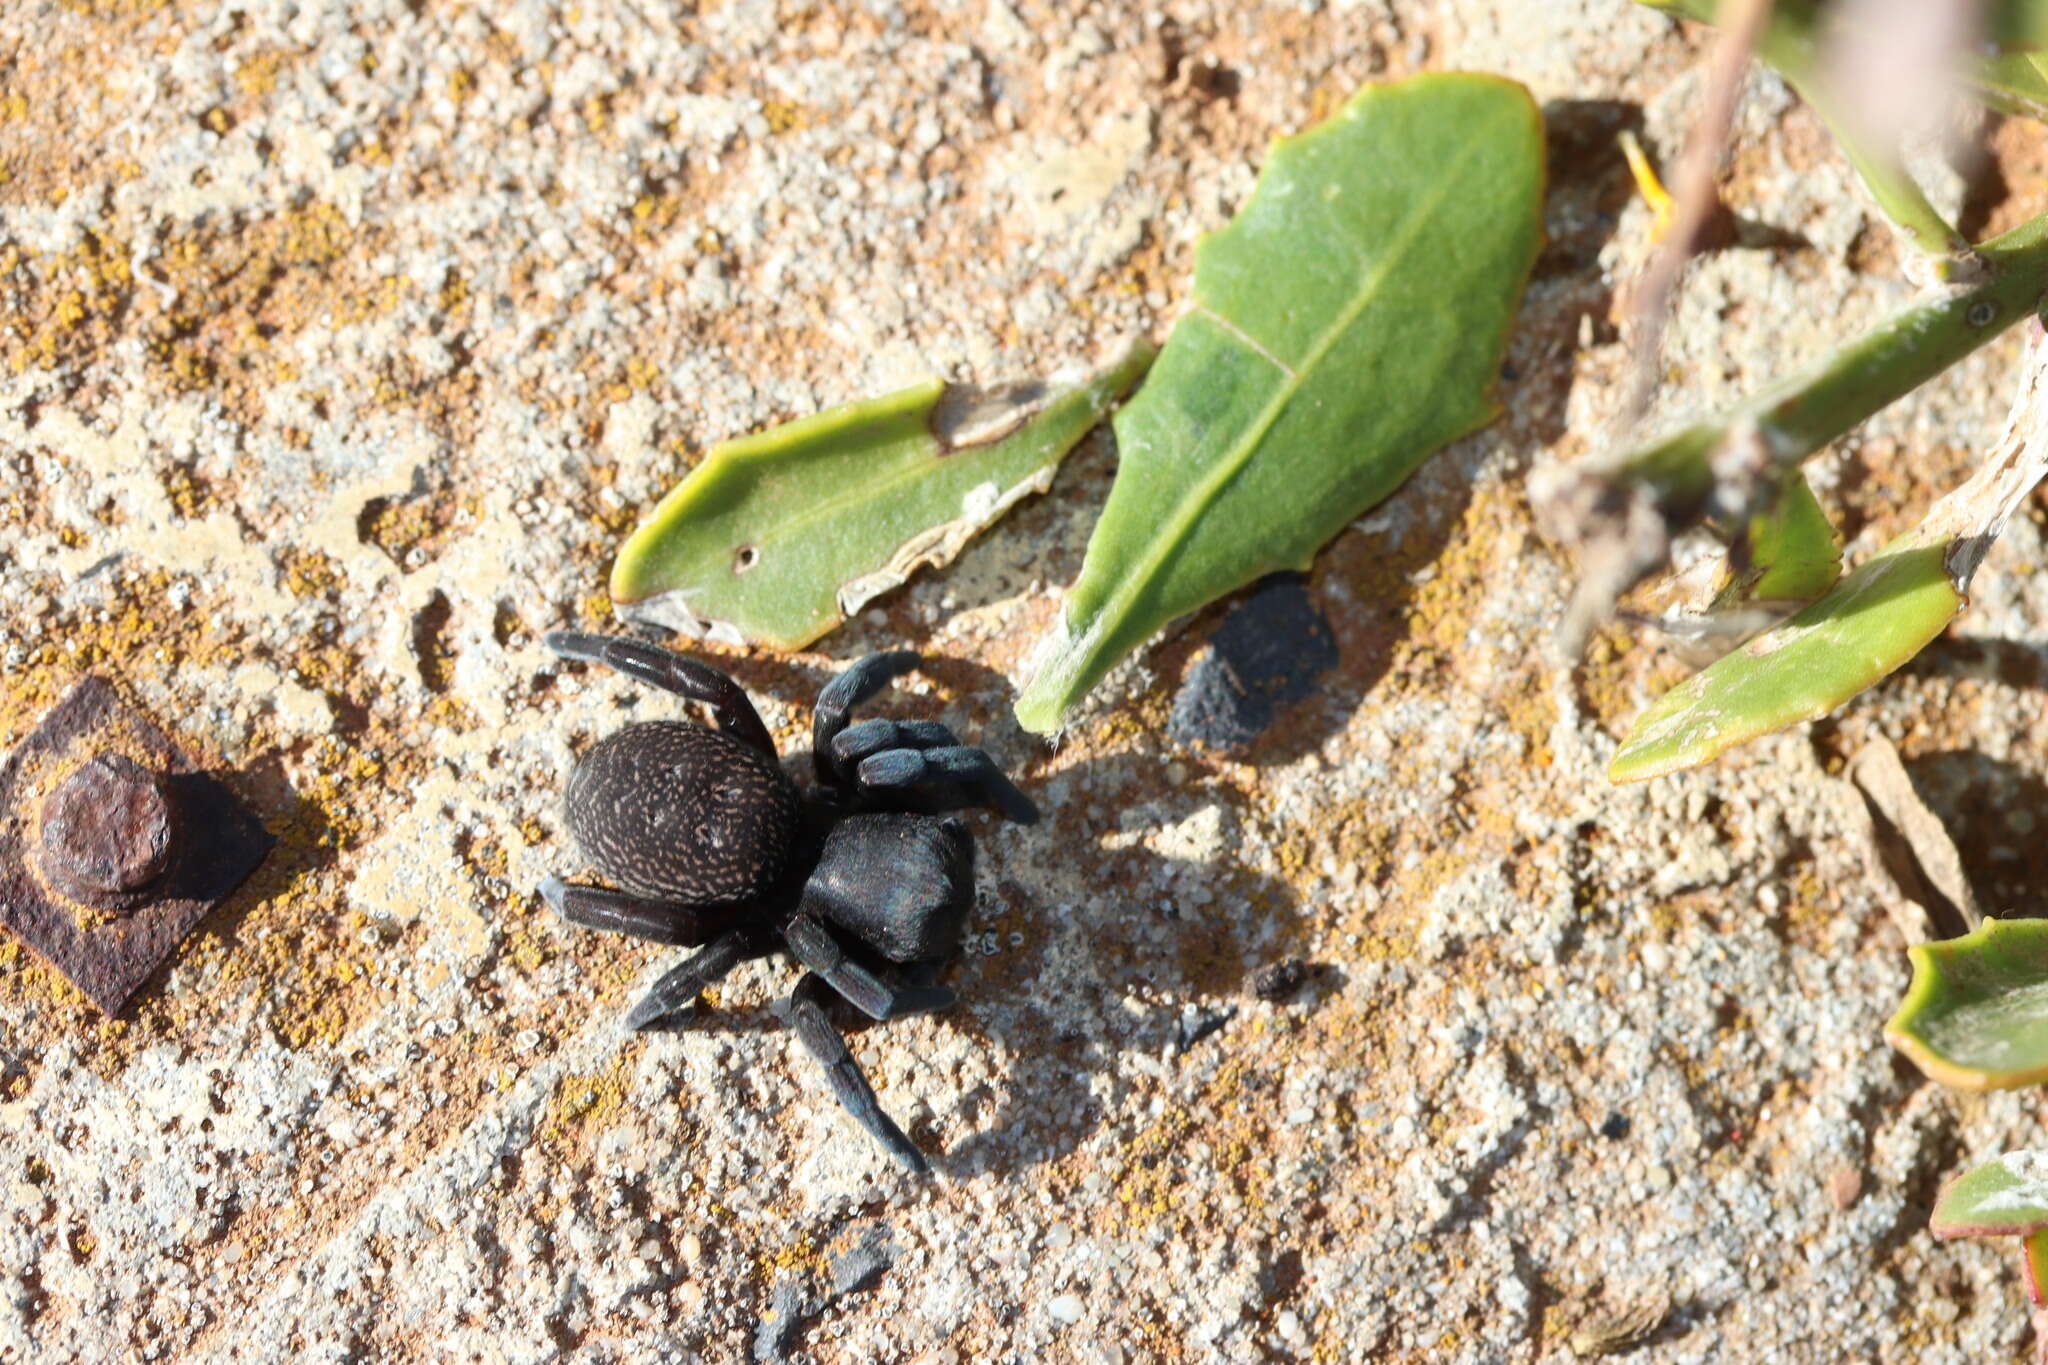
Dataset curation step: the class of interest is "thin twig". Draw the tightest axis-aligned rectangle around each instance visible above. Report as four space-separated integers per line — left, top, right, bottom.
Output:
1623 0 1775 427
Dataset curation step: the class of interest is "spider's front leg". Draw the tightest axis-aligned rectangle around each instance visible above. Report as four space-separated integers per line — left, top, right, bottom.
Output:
811 650 921 786
544 630 777 759
783 913 956 1021
840 726 1040 824
782 972 930 1174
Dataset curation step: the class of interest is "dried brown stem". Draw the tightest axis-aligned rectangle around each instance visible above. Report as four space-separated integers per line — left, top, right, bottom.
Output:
1622 0 1776 426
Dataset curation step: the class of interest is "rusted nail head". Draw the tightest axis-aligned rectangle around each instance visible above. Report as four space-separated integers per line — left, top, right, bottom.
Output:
39 753 178 907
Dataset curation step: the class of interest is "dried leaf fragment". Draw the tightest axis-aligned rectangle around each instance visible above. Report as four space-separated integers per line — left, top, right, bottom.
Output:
1844 736 1978 944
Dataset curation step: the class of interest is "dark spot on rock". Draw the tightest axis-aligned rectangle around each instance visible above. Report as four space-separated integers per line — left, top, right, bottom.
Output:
828 1224 896 1298
1169 574 1338 752
1598 1110 1630 1141
752 1274 810 1364
1249 958 1309 1001
1175 1003 1237 1054
411 589 454 692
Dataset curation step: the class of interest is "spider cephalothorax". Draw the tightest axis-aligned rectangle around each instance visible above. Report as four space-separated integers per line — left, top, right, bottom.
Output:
538 631 1038 1174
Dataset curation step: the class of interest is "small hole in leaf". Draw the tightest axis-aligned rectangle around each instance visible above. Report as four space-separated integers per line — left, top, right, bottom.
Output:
733 545 760 573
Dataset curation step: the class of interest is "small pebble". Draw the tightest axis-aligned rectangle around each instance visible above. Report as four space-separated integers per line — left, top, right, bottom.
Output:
1048 1293 1084 1324
1829 1166 1864 1210
1598 1111 1630 1141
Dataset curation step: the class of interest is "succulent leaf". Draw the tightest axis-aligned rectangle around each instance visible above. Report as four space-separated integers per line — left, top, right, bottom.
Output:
1887 917 2048 1090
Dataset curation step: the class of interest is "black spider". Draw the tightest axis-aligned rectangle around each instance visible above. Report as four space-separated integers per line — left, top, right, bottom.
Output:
537 631 1038 1174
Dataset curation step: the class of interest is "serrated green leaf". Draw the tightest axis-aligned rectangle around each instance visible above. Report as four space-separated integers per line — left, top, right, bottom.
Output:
1610 532 1962 783
609 340 1154 650
1012 73 1544 733
1887 918 2048 1090
1712 469 1842 610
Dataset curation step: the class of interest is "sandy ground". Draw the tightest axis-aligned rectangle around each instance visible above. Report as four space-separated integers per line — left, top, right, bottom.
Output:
6 1 2048 1361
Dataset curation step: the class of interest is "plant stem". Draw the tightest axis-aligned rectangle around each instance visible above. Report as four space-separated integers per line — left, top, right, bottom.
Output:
1638 0 1969 262
1799 82 1970 262
1613 210 2048 527
1621 0 1775 425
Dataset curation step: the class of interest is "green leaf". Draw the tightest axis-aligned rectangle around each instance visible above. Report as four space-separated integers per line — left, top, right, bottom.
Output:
1887 918 2048 1090
1974 52 2048 121
1642 1 2048 57
1649 2 2048 127
1610 335 2048 783
1932 1151 2048 1239
1711 469 1842 610
610 340 1155 650
1609 533 1961 783
1929 1150 2048 1308
1012 73 1545 733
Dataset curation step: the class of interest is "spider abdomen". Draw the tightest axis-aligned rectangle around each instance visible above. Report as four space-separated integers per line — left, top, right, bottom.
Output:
802 813 973 963
565 720 800 903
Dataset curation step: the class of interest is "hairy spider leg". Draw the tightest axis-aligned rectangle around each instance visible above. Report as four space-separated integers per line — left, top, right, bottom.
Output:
539 876 743 946
783 913 956 1020
625 929 760 1031
811 650 921 786
783 972 929 1174
854 745 1041 824
544 630 777 759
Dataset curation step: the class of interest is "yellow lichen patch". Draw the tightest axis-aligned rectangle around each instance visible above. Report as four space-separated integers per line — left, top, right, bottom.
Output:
1573 621 1657 738
359 484 480 570
538 1052 643 1153
1096 1056 1280 1243
56 0 174 16
261 896 408 1052
333 273 410 326
139 200 374 417
160 461 216 519
2 227 135 377
233 46 294 98
276 545 347 600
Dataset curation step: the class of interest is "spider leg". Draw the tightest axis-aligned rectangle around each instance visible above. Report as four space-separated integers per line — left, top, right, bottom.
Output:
625 928 759 1031
811 651 921 786
782 972 930 1174
544 630 776 759
784 914 956 1020
855 745 1040 824
830 717 959 776
540 876 740 945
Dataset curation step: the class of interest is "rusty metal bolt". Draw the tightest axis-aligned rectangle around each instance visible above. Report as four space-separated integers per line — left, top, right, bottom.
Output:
37 753 179 912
